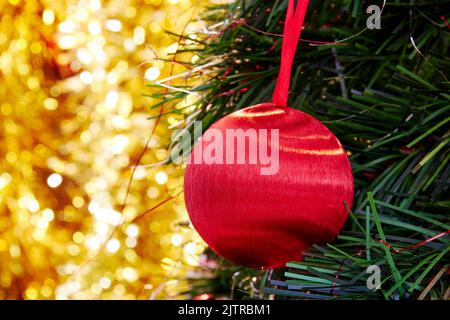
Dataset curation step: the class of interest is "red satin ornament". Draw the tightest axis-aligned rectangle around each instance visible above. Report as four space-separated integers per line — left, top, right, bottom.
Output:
184 0 354 269
184 103 353 269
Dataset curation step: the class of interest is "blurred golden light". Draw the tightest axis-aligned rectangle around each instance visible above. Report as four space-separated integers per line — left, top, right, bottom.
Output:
47 173 63 188
171 234 183 246
0 0 208 300
106 19 122 32
73 232 85 244
155 171 168 185
59 20 75 33
125 224 139 238
133 26 145 45
99 277 112 289
122 267 138 282
80 71 94 84
106 239 121 253
72 196 85 208
42 9 55 25
145 67 161 81
88 21 102 35
43 98 59 110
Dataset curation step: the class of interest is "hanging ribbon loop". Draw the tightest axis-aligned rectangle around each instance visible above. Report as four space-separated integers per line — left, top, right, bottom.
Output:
272 0 310 107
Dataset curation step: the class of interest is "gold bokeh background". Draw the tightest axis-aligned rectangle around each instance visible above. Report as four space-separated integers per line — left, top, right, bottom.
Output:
0 0 214 299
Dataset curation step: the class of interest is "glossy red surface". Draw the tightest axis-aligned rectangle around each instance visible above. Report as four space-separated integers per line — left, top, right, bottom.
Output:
184 104 354 269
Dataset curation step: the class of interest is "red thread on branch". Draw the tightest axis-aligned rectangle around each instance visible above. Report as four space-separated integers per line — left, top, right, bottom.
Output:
440 16 450 29
131 192 181 223
241 20 344 45
217 87 249 97
379 230 450 253
330 261 344 295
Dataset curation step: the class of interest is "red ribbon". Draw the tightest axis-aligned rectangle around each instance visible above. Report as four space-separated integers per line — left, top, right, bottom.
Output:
272 0 310 107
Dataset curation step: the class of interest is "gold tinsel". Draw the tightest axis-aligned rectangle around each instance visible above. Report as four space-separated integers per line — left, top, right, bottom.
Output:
0 0 209 300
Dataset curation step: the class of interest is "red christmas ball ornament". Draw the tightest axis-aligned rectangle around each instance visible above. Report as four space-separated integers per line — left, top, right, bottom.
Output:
184 0 353 269
184 103 353 269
